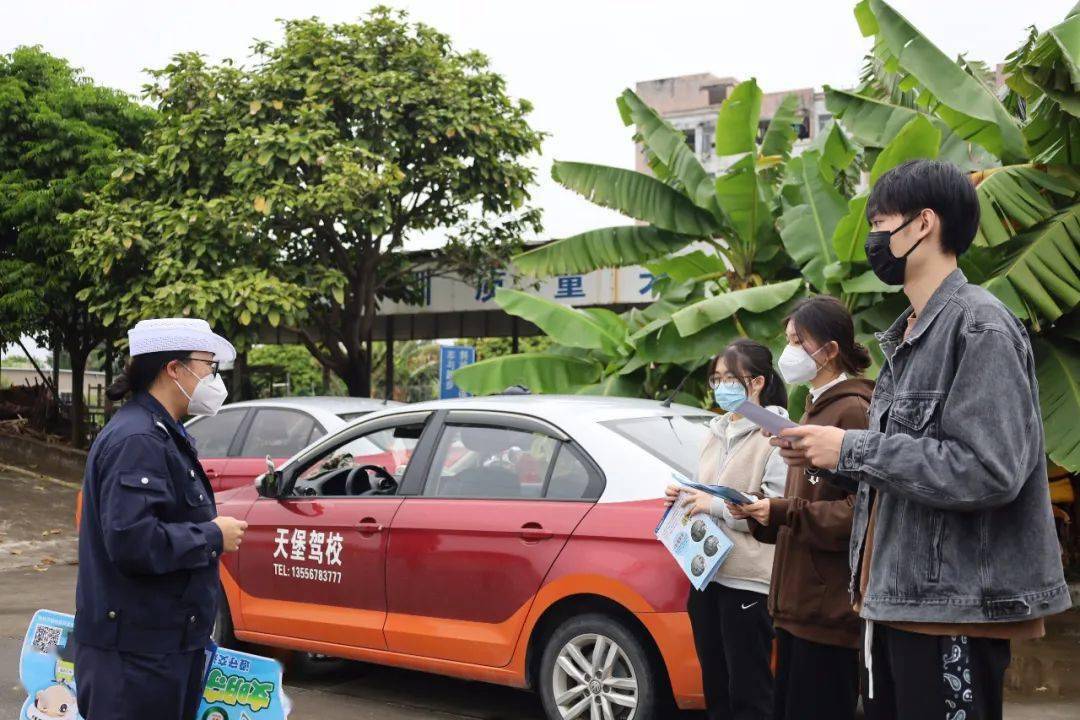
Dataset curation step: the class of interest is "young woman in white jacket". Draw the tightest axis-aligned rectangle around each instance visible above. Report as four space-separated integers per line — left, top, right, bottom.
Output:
665 338 788 720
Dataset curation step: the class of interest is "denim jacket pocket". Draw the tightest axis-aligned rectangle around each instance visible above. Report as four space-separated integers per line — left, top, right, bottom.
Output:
889 396 940 437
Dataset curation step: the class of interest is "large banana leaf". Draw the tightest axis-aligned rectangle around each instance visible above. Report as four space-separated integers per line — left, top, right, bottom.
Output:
495 288 628 355
810 121 858 180
825 87 993 171
779 151 847 291
671 278 804 336
973 165 1080 247
761 94 801 161
833 115 940 262
633 317 741 365
551 161 720 237
715 79 762 157
1033 336 1080 471
645 249 728 283
714 155 767 255
513 225 692 276
618 89 721 218
983 204 1080 323
574 375 647 397
867 0 1028 163
452 353 601 396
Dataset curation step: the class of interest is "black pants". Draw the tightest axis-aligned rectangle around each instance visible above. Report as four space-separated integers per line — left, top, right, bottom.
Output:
772 627 858 720
687 583 773 720
75 643 206 720
862 623 1011 720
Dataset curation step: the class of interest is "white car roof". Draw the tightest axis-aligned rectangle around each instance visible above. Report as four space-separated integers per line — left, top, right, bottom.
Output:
356 394 707 425
219 396 402 414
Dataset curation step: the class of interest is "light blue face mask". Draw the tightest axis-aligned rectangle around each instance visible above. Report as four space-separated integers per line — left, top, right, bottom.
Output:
712 381 747 412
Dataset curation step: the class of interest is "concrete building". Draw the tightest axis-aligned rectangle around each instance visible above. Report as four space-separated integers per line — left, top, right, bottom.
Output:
633 73 831 175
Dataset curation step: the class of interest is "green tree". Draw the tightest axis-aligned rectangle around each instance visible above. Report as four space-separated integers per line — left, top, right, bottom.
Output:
248 344 327 397
0 47 155 447
71 6 544 398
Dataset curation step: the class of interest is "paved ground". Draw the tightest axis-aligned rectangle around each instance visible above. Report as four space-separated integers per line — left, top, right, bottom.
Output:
0 466 1077 719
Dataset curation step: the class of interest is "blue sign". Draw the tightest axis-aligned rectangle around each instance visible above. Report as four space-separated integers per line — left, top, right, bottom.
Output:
19 609 290 720
439 345 475 399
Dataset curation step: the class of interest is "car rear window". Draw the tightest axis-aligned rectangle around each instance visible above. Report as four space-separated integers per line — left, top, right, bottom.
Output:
600 415 713 478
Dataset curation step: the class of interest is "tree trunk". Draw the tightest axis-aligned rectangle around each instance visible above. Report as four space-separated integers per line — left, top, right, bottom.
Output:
340 350 371 397
68 348 89 450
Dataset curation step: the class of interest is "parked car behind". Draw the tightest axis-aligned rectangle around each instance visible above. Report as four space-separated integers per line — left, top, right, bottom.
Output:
214 395 714 718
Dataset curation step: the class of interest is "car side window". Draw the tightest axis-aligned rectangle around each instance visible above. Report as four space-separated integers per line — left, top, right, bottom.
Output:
424 424 559 499
545 444 600 500
186 409 246 458
295 421 424 497
241 409 317 459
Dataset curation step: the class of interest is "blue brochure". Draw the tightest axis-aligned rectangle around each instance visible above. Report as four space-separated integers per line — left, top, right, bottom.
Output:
655 473 735 591
20 609 291 720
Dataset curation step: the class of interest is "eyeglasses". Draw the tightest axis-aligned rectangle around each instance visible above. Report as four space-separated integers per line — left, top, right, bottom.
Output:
707 374 752 389
184 357 220 378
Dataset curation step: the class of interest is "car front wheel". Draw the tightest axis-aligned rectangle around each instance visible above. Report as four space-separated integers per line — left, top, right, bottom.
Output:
538 613 662 720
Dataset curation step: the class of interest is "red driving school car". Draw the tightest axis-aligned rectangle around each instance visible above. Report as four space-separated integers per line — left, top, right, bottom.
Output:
212 395 716 719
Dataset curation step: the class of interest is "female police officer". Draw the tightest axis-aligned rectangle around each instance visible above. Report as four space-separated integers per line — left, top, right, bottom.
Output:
74 318 248 720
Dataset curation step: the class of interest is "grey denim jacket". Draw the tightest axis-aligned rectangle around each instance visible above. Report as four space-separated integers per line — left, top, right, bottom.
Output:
836 269 1070 625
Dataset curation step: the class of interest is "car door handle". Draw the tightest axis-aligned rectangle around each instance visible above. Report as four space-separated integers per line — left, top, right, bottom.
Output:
204 468 218 479
519 522 552 541
356 518 384 535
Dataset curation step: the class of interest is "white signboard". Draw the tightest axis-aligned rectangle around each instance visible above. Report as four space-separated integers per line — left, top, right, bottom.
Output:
379 265 663 316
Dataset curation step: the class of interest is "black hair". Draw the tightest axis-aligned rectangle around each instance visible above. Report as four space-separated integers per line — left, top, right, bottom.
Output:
714 338 788 408
866 159 980 256
785 296 871 376
105 350 191 401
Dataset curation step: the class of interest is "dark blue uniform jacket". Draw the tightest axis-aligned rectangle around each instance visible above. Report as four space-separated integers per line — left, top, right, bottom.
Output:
75 392 224 653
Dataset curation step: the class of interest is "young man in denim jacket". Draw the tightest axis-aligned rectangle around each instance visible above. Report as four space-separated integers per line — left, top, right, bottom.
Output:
778 160 1069 720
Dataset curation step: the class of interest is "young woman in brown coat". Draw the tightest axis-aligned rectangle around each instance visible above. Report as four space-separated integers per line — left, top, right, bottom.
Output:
729 296 873 720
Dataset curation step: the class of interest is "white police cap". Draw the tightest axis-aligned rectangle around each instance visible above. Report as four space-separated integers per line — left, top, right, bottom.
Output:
127 318 236 362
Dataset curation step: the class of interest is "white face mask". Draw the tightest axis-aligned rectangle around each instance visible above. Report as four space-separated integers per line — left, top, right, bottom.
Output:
175 362 229 416
777 344 824 385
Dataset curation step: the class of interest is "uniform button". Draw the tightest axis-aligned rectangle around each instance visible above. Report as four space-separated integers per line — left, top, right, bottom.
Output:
140 477 149 485
190 470 195 478
198 494 204 501
189 615 197 624
107 611 117 620
210 550 218 558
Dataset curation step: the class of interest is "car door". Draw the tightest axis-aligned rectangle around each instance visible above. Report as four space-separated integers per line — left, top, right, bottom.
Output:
384 410 603 667
224 408 326 491
184 408 250 492
237 411 431 650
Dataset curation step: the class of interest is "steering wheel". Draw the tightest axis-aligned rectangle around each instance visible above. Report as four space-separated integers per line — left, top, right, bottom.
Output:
345 465 398 497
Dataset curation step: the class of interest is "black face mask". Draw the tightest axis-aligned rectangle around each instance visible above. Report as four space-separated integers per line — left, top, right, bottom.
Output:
864 214 925 286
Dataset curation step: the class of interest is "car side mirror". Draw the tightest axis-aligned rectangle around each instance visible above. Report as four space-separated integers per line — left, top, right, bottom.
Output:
256 470 282 498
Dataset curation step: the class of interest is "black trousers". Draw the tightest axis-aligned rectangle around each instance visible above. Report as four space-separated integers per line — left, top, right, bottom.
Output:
687 583 774 720
75 643 206 720
861 623 1012 720
772 627 858 720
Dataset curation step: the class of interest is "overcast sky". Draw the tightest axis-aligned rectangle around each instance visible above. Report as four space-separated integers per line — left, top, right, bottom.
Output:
1 0 1072 357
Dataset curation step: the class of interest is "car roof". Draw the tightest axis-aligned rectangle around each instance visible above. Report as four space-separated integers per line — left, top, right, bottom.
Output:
357 394 710 425
217 396 402 414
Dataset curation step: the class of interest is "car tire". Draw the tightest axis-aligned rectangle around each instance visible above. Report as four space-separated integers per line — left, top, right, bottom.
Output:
211 585 238 649
538 613 663 720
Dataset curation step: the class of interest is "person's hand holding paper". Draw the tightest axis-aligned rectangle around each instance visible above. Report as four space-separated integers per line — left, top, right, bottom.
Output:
773 424 846 470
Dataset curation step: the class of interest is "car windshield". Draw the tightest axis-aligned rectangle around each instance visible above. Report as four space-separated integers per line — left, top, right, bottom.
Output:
601 414 713 478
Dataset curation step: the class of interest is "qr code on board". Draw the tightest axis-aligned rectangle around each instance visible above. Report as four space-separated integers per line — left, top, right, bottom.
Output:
31 624 62 655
